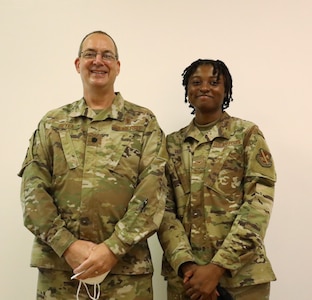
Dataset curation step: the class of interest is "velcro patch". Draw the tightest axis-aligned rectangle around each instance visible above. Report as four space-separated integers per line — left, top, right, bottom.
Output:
256 148 273 168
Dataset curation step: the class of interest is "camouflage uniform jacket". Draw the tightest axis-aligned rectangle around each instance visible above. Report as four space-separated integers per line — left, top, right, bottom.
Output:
158 112 276 288
19 92 167 275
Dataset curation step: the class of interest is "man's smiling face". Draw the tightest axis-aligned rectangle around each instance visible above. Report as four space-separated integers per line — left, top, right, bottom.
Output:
75 33 120 92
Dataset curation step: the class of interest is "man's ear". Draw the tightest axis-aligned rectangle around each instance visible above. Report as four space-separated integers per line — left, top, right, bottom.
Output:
74 57 80 73
116 60 121 76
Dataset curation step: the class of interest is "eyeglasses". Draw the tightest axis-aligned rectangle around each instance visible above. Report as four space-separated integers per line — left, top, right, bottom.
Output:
80 50 117 62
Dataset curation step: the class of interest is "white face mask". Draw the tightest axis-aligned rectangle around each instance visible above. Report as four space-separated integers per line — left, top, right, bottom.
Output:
71 271 109 300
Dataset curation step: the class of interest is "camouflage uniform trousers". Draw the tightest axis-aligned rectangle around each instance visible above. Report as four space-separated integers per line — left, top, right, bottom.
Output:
37 268 153 300
166 276 271 300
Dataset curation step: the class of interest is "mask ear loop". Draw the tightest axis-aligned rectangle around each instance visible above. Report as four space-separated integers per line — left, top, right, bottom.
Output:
76 281 101 300
72 271 109 300
76 280 82 300
84 282 100 300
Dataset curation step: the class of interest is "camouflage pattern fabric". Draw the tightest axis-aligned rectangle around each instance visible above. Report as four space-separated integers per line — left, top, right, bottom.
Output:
19 92 167 276
166 276 270 300
158 112 276 289
226 282 270 300
37 268 153 300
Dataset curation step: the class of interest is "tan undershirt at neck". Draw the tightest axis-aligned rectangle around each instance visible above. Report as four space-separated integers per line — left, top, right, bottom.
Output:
194 118 219 131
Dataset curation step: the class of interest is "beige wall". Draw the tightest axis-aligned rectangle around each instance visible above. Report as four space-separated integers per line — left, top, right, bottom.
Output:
1 1 311 299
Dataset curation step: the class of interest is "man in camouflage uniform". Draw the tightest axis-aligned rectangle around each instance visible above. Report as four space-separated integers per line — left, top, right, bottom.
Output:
158 59 276 300
19 31 167 300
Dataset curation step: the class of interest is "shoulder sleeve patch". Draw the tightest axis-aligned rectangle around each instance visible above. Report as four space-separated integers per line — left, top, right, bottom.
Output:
256 148 273 168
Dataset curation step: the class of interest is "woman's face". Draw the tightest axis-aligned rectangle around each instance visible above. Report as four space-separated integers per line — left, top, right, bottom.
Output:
187 64 225 122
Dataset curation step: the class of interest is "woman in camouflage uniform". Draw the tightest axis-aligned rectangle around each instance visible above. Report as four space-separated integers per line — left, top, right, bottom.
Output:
158 59 276 300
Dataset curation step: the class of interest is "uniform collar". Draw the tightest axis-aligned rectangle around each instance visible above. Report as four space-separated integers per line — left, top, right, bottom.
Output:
68 92 125 121
183 112 232 142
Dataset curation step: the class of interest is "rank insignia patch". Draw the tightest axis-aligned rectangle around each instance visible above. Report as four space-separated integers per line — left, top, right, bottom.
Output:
256 148 273 167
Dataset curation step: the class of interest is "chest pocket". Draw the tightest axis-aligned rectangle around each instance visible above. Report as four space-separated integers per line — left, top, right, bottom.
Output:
98 125 145 184
48 122 82 176
204 139 245 201
58 129 80 169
